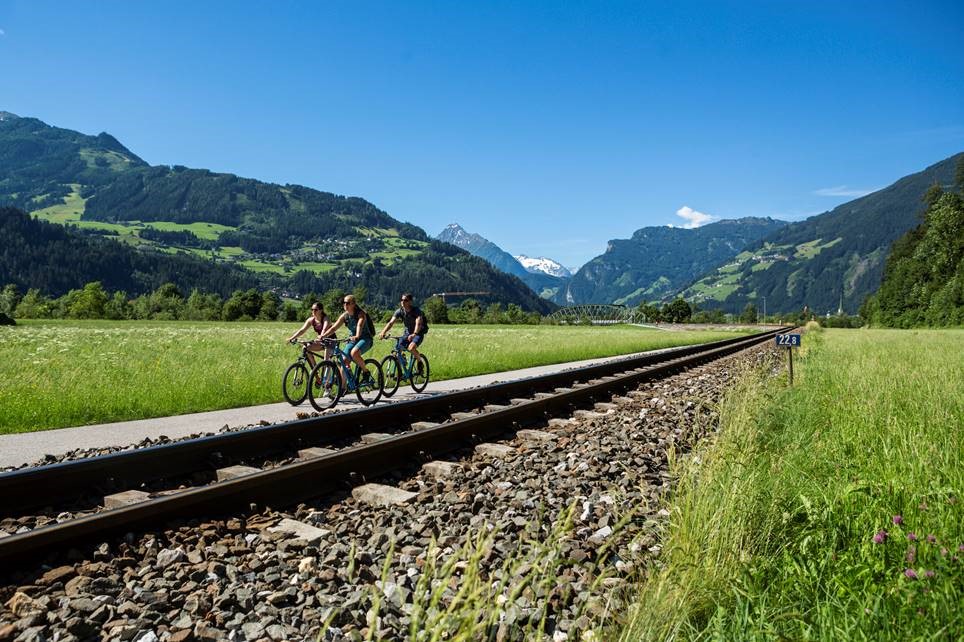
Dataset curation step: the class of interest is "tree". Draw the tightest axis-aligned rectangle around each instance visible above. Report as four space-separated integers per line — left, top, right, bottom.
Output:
739 303 758 324
67 282 108 319
259 291 282 321
0 284 21 316
636 302 662 323
483 303 503 324
105 291 131 320
662 298 692 323
423 296 449 324
14 289 52 318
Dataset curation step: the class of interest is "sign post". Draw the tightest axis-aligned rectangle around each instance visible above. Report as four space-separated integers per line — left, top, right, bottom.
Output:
775 333 802 385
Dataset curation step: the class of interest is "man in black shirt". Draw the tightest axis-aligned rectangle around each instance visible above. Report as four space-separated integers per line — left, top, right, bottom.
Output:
379 292 428 361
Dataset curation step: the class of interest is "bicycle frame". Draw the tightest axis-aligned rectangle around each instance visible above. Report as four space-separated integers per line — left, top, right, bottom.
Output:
328 342 367 391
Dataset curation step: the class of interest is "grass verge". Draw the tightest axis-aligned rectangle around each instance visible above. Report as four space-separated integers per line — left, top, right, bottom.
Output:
620 328 964 640
0 321 745 434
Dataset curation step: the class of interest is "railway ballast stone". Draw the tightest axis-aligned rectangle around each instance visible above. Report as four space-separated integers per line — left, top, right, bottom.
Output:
422 460 461 478
215 465 260 482
352 483 418 506
360 433 392 444
517 429 555 443
103 489 151 509
475 442 515 457
268 519 330 544
297 447 336 460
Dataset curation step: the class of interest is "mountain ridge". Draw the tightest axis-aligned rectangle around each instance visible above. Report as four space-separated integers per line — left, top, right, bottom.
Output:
680 152 964 314
565 216 789 306
0 113 552 312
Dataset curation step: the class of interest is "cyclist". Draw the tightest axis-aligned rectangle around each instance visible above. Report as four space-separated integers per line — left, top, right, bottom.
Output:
320 294 375 385
379 292 428 361
286 301 333 376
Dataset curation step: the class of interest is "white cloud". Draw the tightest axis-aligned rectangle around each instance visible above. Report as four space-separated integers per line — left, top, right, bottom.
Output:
814 185 877 197
674 205 715 229
0 28 6 36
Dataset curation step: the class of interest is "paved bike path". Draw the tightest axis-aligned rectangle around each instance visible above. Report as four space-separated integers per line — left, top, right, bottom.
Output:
0 345 686 469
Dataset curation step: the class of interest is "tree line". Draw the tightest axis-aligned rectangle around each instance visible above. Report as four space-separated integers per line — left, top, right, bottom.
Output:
0 282 547 326
861 160 964 327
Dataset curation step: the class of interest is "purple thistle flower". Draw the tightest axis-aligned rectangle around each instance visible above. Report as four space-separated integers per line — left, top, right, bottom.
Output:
906 546 917 563
907 532 918 541
904 568 918 579
926 534 936 544
872 530 888 544
924 570 935 578
892 515 904 525
958 544 964 552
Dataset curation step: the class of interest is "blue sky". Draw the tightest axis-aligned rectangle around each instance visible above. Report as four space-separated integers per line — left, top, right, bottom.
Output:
2 1 963 268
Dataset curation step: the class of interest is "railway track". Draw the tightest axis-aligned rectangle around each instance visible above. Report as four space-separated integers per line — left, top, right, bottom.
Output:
0 327 787 572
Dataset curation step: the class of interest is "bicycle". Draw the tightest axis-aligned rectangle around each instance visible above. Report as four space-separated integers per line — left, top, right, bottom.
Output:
307 338 384 410
379 335 430 398
282 339 332 405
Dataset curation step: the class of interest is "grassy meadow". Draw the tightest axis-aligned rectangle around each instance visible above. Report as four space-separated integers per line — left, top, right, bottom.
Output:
621 327 964 640
0 320 745 434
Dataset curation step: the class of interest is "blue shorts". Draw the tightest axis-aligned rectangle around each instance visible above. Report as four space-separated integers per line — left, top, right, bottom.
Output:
397 334 424 352
343 337 372 358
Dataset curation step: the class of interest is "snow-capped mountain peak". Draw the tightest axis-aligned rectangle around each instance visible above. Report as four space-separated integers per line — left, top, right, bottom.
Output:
514 255 572 278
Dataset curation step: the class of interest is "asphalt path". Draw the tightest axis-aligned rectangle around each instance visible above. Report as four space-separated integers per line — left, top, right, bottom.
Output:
0 344 691 469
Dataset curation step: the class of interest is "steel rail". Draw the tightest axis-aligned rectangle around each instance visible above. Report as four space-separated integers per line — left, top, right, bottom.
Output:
0 329 781 513
0 328 784 571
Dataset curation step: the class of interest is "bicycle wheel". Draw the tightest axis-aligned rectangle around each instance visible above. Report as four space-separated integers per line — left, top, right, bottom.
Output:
282 362 309 405
308 361 342 411
410 354 430 393
355 358 384 406
380 355 402 398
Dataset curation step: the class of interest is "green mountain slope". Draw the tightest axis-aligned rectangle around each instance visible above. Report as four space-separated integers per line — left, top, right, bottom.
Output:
0 206 260 297
565 217 788 306
0 113 552 311
681 152 964 315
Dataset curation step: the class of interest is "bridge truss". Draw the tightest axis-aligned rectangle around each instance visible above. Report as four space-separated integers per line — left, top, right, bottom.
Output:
547 304 641 325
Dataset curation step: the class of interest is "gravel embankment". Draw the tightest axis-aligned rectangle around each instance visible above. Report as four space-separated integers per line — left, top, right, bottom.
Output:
0 345 780 642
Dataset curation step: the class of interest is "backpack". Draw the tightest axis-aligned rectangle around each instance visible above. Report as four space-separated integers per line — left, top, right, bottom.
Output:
360 306 376 337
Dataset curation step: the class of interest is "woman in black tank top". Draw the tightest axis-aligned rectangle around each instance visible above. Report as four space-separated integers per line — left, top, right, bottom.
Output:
286 302 333 370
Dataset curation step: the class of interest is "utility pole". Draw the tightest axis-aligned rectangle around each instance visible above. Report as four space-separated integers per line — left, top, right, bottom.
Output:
762 296 767 325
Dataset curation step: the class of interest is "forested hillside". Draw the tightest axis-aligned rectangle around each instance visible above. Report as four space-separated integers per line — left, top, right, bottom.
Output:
682 152 964 314
0 207 258 297
861 163 964 327
0 112 552 311
567 217 787 306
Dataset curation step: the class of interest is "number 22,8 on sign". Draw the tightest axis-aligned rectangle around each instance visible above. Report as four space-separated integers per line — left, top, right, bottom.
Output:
776 333 802 347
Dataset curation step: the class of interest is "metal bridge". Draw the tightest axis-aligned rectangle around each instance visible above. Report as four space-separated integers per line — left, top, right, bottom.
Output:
547 303 641 325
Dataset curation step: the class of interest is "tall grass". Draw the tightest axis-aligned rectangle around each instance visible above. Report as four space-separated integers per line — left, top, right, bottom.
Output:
0 320 743 434
621 328 964 641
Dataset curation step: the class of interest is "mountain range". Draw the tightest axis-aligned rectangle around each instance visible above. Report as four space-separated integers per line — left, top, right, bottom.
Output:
2 110 960 315
681 152 964 314
432 153 963 314
436 224 570 299
0 112 552 311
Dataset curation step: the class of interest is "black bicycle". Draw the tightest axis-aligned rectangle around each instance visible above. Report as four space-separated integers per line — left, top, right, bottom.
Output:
307 338 384 411
283 339 333 405
380 335 430 398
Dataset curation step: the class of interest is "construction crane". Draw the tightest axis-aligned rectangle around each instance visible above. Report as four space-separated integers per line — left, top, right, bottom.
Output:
432 291 490 303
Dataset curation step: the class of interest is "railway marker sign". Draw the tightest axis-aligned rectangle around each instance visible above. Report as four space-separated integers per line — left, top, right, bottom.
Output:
775 333 802 384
